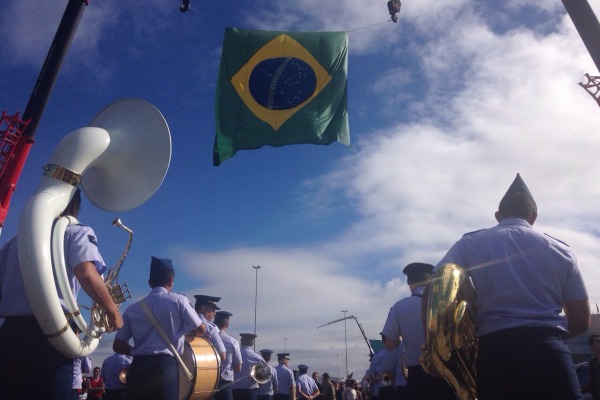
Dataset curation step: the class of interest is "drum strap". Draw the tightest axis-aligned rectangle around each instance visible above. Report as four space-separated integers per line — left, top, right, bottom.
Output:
139 299 194 382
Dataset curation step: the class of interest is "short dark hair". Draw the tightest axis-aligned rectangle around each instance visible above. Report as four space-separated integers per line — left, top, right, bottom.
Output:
149 269 174 288
61 188 81 216
498 192 537 220
406 272 432 285
588 333 600 346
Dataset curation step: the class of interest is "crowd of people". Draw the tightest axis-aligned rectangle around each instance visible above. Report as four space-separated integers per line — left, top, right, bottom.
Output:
0 172 596 400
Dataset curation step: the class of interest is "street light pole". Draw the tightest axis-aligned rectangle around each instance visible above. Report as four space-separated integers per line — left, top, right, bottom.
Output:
252 265 261 350
336 353 340 379
283 337 288 352
342 309 348 377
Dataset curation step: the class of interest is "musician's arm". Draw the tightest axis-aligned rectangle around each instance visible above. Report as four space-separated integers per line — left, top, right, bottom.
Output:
234 361 242 373
383 335 400 351
74 261 123 330
563 298 591 338
113 338 132 356
297 385 310 399
311 387 321 398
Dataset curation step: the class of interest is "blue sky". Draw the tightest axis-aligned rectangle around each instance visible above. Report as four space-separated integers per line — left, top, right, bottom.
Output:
2 0 600 378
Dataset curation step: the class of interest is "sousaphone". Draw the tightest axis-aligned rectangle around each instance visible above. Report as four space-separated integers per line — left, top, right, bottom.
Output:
18 98 171 358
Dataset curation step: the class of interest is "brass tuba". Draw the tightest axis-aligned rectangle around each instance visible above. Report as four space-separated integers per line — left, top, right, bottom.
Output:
250 362 273 384
420 263 478 400
18 98 171 357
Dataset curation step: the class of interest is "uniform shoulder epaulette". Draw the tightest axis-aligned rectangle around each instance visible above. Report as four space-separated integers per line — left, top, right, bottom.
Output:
463 228 485 237
543 233 570 247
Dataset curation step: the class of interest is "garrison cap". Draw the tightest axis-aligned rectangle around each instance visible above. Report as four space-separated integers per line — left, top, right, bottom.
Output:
502 173 532 199
215 311 233 320
498 173 537 218
402 262 434 279
194 295 221 310
240 333 257 339
277 353 291 360
150 256 174 279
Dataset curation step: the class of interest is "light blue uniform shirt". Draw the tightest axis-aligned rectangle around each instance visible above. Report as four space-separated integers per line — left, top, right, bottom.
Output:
73 356 91 389
0 225 106 317
115 286 202 356
381 287 426 367
219 330 242 381
101 352 132 390
232 346 266 389
199 314 227 355
389 346 407 387
275 363 295 395
296 374 318 398
437 218 588 336
366 350 386 396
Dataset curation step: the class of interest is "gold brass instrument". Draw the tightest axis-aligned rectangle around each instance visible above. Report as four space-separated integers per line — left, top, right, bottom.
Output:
119 367 129 384
250 362 273 384
89 218 133 332
420 263 478 400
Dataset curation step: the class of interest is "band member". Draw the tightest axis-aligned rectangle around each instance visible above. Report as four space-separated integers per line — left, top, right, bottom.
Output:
195 294 228 362
233 333 267 400
215 311 243 400
274 353 296 400
582 333 600 399
0 189 123 400
429 174 590 400
381 263 455 399
113 256 206 400
296 364 320 400
258 349 279 400
101 352 132 400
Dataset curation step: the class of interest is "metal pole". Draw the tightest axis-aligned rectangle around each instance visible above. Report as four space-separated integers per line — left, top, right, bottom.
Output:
342 310 348 377
336 353 340 379
561 0 600 73
283 337 288 352
252 265 261 350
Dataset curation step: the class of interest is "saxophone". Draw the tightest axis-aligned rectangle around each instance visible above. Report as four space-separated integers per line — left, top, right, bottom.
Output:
420 263 478 400
89 218 133 332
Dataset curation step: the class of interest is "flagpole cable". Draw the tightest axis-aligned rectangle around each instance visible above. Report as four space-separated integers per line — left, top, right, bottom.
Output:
182 7 393 33
347 20 392 32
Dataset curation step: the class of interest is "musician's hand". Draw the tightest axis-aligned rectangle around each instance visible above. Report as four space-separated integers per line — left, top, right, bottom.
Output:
107 309 123 331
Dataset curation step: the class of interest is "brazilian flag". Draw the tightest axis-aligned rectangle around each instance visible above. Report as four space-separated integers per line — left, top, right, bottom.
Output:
213 28 350 166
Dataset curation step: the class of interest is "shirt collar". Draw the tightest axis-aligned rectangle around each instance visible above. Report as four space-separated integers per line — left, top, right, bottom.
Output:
498 217 532 228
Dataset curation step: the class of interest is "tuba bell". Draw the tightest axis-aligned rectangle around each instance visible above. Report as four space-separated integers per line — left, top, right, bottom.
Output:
18 98 171 358
250 362 272 384
420 263 478 400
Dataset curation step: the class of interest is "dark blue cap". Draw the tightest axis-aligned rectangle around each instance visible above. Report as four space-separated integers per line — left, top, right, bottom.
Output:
240 333 257 340
277 353 290 360
150 256 174 278
402 262 434 278
194 295 221 310
259 349 273 355
215 311 233 320
504 173 532 198
298 364 309 371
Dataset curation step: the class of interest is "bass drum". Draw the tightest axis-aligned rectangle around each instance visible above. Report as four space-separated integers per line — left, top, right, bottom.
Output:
180 336 221 400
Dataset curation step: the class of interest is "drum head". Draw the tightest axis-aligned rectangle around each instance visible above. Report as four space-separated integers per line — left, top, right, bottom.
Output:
179 337 220 400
